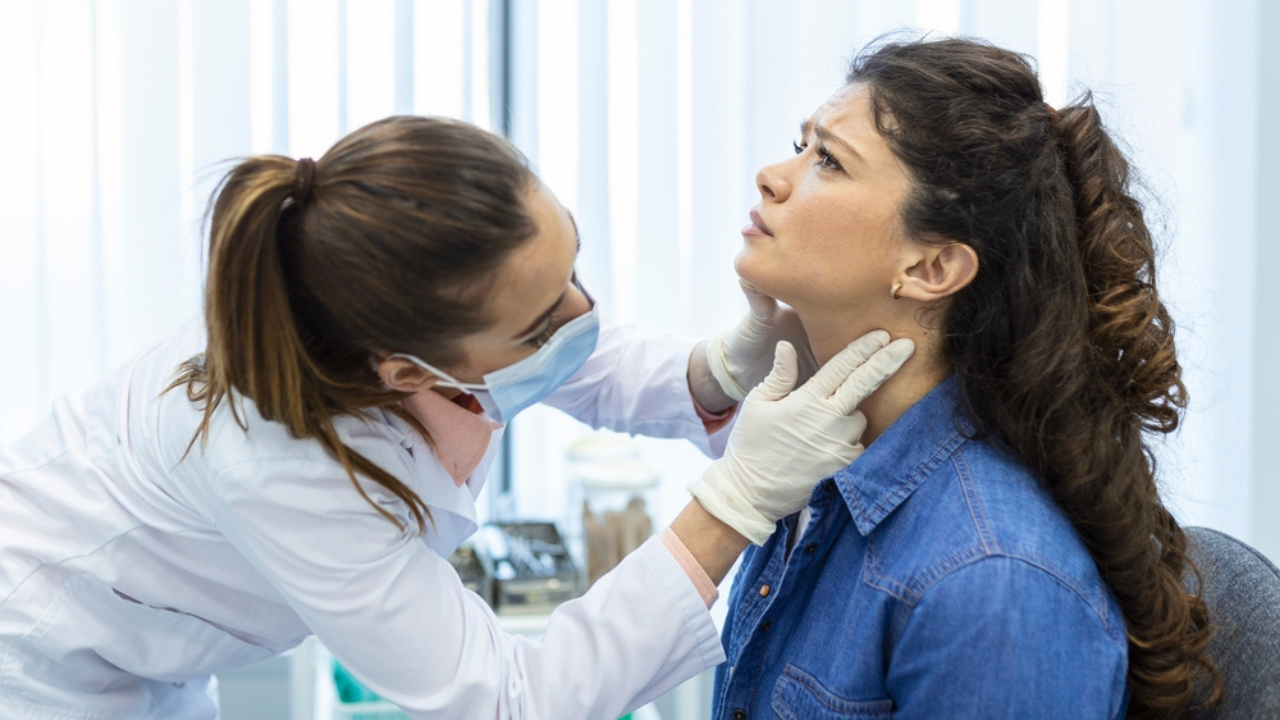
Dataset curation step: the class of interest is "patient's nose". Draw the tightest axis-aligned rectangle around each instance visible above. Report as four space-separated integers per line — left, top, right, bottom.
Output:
756 161 791 202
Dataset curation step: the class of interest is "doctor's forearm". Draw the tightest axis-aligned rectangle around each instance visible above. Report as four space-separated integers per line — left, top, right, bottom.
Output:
668 498 750 585
687 341 738 414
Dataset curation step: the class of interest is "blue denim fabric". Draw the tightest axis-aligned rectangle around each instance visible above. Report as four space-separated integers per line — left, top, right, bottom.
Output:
712 378 1130 719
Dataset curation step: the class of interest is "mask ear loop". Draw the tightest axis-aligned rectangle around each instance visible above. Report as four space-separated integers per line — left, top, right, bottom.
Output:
383 353 489 391
384 270 595 391
891 283 903 300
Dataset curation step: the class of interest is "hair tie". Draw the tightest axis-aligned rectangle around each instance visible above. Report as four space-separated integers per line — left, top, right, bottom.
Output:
292 157 317 205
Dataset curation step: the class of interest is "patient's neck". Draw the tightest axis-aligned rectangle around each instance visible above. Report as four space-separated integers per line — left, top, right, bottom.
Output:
802 311 946 446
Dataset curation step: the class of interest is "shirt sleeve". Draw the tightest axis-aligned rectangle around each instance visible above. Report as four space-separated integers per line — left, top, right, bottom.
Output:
207 457 725 720
886 556 1129 720
541 318 735 458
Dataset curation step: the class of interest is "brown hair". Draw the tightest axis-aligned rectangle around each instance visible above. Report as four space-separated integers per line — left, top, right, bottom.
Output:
172 116 537 534
848 38 1219 717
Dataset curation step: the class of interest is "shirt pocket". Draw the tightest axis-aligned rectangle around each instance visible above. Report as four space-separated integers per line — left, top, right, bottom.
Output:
770 664 894 720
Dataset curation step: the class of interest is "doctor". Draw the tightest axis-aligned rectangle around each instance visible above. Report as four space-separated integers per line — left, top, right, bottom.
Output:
0 116 912 720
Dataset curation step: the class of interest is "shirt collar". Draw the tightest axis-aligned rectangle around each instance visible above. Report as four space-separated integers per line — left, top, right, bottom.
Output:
399 389 501 487
834 376 972 536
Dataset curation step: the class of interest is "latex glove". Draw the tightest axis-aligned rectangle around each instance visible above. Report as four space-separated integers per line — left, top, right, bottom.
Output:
705 281 819 402
688 331 914 545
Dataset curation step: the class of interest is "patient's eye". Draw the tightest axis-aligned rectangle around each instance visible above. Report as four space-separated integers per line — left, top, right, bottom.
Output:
816 144 842 172
792 140 805 155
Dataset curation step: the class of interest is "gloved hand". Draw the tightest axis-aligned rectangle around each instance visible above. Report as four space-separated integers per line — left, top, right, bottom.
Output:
688 331 914 545
705 281 819 402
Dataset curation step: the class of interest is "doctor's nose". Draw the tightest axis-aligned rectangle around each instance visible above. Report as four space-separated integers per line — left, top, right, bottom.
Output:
559 275 595 323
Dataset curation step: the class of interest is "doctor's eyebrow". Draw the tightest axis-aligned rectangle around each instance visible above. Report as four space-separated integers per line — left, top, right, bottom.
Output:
516 290 568 340
568 211 583 254
513 212 582 341
799 120 864 163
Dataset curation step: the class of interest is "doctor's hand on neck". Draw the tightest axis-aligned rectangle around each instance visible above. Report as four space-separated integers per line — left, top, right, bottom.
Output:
796 241 978 447
690 280 820 413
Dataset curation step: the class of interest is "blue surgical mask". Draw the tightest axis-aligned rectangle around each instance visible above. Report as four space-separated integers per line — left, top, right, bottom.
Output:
389 279 600 424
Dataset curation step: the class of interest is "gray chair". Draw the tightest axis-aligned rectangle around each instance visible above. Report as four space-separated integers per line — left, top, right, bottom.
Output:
1184 526 1280 719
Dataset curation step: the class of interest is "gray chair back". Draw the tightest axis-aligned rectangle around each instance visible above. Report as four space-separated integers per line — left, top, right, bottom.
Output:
1184 526 1280 719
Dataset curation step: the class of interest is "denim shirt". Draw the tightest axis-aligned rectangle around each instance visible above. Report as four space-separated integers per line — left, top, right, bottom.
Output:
712 378 1129 720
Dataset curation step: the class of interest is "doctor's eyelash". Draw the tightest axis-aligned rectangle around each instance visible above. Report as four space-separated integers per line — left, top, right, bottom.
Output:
528 311 559 348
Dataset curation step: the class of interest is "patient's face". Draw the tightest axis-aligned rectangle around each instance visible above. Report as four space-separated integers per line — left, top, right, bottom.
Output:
736 83 912 316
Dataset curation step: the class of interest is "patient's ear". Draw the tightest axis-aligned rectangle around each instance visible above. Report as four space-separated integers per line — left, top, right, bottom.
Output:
895 242 978 302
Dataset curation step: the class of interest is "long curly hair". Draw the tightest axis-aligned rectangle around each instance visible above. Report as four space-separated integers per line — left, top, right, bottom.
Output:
848 38 1220 717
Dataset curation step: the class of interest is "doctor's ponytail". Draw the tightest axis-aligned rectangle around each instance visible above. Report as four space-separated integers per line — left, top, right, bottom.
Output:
172 117 538 535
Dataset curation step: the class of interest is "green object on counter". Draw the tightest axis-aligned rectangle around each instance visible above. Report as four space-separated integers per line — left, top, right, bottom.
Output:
336 658 636 720
333 660 383 703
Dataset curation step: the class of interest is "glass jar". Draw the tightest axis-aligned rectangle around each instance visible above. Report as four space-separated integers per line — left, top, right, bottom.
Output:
564 435 660 590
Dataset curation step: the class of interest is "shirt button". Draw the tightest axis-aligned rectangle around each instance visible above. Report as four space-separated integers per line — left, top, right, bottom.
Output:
804 543 817 554
759 621 772 632
733 710 746 720
759 584 771 598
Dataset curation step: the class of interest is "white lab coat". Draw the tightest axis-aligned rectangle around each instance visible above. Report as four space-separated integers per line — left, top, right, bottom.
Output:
0 318 731 720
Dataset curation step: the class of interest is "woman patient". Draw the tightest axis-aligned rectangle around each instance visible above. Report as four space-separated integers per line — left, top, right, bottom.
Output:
714 38 1218 719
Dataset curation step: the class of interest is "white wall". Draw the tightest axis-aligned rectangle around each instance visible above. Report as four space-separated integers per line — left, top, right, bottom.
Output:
1255 0 1280 562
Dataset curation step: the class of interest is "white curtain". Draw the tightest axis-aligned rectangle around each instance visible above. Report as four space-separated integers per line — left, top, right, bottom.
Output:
0 0 490 438
0 0 1270 563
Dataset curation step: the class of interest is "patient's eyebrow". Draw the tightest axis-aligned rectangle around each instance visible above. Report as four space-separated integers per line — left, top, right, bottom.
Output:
800 119 864 163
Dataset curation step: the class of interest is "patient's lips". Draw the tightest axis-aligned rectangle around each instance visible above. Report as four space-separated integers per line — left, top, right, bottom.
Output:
744 209 774 237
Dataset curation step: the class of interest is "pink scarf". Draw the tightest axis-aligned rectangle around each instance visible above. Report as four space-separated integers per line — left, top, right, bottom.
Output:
399 390 501 487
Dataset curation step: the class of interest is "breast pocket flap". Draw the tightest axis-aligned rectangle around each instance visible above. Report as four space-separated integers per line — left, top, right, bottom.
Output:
771 664 893 720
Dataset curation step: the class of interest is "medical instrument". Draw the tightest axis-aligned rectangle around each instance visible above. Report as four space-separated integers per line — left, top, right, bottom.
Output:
454 522 581 613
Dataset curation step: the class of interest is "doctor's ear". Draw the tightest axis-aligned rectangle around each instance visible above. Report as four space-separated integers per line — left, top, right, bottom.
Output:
894 241 979 303
377 357 439 394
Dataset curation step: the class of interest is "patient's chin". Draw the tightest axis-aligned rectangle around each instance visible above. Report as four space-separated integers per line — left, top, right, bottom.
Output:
733 250 782 297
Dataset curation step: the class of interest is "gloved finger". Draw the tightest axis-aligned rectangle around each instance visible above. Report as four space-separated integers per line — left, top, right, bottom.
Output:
750 340 798 401
793 337 820 384
739 279 779 319
830 339 915 414
841 410 869 444
799 330 891 399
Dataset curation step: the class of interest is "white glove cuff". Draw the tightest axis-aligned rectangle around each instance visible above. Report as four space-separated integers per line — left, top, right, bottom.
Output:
688 478 776 546
705 330 750 403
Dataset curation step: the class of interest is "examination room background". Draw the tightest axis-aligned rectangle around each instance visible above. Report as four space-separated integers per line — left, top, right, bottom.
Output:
0 0 1275 718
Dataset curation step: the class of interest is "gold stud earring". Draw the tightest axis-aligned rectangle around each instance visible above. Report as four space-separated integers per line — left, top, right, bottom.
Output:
891 283 903 300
